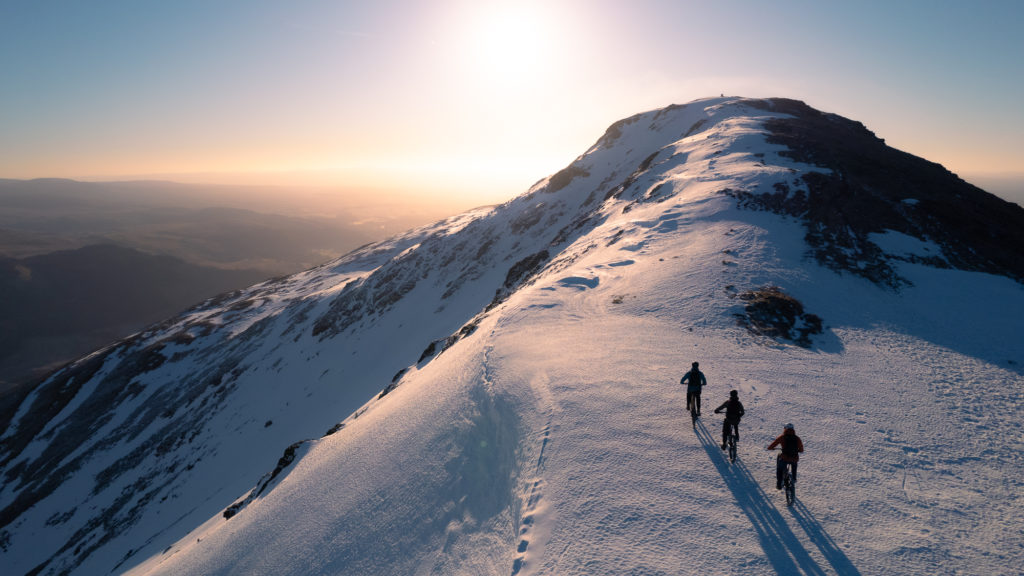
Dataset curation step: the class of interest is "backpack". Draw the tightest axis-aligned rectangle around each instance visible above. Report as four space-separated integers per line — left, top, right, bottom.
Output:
781 434 800 456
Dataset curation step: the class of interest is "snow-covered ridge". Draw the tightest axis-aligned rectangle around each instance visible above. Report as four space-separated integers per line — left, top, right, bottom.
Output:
2 97 1022 576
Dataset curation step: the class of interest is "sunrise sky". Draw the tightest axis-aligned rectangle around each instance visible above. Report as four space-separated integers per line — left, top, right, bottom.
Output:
2 0 1022 203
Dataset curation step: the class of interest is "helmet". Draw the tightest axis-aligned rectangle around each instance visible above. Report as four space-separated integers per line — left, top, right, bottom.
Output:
784 423 794 430
692 361 699 368
729 390 738 398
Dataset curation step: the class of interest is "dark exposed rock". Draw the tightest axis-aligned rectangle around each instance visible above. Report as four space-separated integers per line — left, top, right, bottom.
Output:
552 213 595 246
323 422 345 437
418 341 438 364
734 286 823 348
730 97 1024 288
0 349 111 473
377 379 400 400
509 202 549 234
442 321 479 353
0 329 251 574
606 151 663 203
545 164 590 195
224 441 307 520
503 250 550 291
684 119 709 138
474 236 496 260
596 114 642 149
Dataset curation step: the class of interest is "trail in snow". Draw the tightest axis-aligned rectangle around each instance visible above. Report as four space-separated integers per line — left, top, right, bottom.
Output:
479 196 1022 575
488 247 864 575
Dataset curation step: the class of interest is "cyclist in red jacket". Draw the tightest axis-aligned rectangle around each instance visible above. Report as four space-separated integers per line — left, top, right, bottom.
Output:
767 423 804 490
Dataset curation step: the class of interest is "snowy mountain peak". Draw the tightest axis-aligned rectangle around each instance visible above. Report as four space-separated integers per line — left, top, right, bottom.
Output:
2 97 1023 576
548 96 1024 288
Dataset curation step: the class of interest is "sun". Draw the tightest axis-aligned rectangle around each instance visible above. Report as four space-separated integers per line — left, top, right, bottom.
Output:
467 3 552 88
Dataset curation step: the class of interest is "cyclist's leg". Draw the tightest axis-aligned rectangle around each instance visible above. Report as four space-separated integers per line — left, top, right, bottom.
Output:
695 393 701 416
776 457 785 489
790 461 798 484
720 420 729 448
725 421 737 441
686 391 694 413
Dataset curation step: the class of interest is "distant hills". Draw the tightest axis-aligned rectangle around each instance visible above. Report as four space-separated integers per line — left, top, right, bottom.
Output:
0 178 468 390
0 178 456 271
0 244 269 389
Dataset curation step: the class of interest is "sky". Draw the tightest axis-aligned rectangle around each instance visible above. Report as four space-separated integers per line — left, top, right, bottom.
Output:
1 0 1022 204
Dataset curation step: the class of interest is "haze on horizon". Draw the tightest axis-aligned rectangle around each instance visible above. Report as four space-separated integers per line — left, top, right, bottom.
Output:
2 0 1023 206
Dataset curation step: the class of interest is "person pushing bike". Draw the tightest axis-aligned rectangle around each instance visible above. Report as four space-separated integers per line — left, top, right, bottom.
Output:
713 390 745 450
767 423 803 490
680 362 707 417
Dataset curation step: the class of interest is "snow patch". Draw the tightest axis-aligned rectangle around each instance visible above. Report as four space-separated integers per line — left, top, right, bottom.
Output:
869 229 938 259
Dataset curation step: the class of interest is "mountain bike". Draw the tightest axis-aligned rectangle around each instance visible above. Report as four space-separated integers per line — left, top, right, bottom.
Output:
688 396 699 428
781 461 796 506
724 423 738 463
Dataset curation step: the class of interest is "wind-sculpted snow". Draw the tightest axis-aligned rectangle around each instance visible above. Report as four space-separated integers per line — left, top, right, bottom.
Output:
2 97 1023 576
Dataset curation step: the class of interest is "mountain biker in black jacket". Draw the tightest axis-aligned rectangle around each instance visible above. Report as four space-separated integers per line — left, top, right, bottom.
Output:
713 390 745 450
680 362 707 416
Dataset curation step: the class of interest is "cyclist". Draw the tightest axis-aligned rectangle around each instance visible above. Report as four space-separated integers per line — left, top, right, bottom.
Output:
679 362 707 417
767 423 804 490
713 390 745 450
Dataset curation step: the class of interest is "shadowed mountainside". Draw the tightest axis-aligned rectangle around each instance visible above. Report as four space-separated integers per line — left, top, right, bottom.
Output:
0 244 268 394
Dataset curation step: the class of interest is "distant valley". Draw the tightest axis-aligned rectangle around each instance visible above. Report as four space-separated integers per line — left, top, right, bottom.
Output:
0 244 268 393
0 178 468 391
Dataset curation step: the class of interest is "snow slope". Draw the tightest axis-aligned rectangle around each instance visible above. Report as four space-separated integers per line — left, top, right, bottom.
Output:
3 97 1023 575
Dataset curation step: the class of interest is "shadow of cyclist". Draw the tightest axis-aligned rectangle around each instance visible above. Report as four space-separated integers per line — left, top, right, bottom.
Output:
694 419 862 576
789 499 863 576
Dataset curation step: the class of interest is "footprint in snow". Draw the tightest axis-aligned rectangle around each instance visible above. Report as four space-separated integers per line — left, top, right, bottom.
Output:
512 425 551 576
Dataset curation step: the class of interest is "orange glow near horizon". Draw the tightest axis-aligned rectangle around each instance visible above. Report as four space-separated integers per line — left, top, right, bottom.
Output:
2 1 1022 202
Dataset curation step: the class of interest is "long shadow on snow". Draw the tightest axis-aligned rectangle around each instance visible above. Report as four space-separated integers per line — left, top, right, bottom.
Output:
789 500 862 576
694 419 862 576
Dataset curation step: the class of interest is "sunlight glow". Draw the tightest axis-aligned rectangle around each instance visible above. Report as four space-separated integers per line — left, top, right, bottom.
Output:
465 3 553 89
3 2 1021 203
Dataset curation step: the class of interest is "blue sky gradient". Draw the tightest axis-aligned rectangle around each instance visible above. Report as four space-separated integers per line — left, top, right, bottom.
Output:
2 0 1021 202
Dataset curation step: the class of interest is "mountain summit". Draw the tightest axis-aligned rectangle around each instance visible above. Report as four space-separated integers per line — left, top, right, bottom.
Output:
2 97 1022 576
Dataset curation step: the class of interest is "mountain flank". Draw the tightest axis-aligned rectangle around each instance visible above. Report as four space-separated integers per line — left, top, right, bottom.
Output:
1 97 1022 576
0 244 267 395
729 98 1024 287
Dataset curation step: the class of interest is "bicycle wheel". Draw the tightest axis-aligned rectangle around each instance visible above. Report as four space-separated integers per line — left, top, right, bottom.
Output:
728 436 737 463
784 472 795 506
